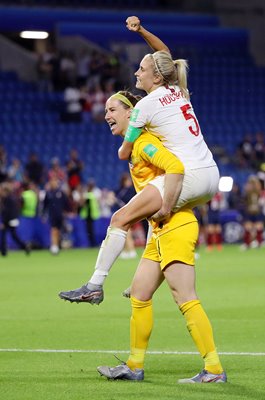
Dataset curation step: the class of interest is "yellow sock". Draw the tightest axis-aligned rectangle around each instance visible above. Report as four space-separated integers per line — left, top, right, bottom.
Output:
126 296 153 370
179 300 223 374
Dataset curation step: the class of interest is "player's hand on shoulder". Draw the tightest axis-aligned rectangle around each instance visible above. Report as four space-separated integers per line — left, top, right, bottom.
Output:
126 16 141 32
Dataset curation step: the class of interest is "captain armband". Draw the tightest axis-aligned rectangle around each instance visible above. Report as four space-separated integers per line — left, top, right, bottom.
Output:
124 125 142 143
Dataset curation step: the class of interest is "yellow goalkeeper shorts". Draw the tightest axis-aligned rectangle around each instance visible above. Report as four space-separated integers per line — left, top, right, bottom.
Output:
142 221 198 269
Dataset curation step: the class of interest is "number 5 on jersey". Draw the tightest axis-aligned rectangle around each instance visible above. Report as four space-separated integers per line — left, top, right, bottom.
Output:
180 104 200 137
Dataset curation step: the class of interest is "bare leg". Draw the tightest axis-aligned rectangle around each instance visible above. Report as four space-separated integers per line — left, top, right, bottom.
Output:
89 185 162 286
164 262 223 375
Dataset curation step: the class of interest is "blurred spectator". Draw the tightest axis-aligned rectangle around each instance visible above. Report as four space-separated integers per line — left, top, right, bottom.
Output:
107 52 121 81
59 52 76 90
227 182 245 215
0 145 7 183
206 192 226 251
99 188 115 217
88 84 106 122
37 46 58 92
66 149 84 191
48 157 66 186
21 182 39 219
79 180 101 247
0 182 30 256
7 158 24 185
237 134 254 168
253 132 265 169
20 182 39 246
61 84 83 123
103 79 116 99
24 153 45 187
43 177 71 255
76 49 91 86
89 50 105 87
240 175 264 250
194 204 208 246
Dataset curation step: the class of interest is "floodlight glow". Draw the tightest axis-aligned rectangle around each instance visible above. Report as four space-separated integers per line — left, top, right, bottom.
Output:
218 176 233 192
20 31 49 39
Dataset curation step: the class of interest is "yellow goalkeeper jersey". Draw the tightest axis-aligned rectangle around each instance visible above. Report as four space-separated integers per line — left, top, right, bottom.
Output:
129 131 184 193
129 131 197 231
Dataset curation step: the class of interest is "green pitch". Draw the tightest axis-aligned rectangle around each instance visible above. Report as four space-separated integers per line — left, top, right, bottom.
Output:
0 245 264 400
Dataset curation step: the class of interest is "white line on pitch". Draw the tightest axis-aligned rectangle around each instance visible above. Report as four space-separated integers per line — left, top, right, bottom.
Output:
0 349 265 356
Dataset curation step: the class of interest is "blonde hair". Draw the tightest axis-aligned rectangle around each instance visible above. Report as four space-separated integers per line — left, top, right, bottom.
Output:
149 51 189 100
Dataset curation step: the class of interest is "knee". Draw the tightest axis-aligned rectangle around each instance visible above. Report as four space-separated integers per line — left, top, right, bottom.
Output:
170 288 198 306
131 286 154 302
110 211 123 227
111 210 130 229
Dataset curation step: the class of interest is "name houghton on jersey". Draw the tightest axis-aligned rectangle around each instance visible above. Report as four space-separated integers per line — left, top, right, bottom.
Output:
159 90 184 107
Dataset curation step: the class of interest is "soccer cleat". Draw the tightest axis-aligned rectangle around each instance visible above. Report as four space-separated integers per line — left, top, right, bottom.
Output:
122 286 131 298
178 369 227 384
97 363 144 381
58 283 104 305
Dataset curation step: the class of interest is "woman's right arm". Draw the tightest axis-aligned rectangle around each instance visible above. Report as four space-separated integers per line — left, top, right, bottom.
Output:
126 16 170 53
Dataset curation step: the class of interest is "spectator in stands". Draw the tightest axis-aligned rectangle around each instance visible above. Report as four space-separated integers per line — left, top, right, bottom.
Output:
88 83 106 122
253 132 265 169
237 134 254 169
66 149 84 192
43 177 70 255
227 182 245 215
76 49 91 87
0 182 30 256
206 192 225 251
48 157 66 186
98 188 115 218
0 145 7 184
103 79 116 101
21 182 39 219
89 50 105 87
61 84 83 123
107 52 121 83
7 158 24 186
58 52 76 90
260 180 265 225
241 175 264 250
24 153 45 187
20 182 39 246
37 45 58 92
79 180 101 247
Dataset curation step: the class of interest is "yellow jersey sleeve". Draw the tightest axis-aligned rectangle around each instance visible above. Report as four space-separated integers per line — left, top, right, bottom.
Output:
134 134 184 175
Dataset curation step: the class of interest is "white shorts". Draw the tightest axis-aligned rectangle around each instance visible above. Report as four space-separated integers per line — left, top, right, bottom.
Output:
148 165 219 210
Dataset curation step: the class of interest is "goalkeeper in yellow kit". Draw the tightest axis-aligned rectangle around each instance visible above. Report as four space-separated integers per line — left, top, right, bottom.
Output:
60 90 226 384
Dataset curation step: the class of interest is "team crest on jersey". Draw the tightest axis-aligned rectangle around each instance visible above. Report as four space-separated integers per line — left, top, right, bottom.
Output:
130 108 140 122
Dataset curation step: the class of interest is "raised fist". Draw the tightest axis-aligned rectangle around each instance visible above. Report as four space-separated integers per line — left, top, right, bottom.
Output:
126 16 141 32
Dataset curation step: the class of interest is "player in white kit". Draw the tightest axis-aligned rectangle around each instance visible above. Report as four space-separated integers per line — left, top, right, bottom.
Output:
119 16 219 221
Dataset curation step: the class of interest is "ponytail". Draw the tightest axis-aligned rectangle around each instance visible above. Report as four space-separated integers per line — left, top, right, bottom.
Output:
151 51 190 100
173 59 189 100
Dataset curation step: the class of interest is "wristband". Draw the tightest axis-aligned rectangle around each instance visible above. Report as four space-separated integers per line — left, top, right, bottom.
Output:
125 125 142 142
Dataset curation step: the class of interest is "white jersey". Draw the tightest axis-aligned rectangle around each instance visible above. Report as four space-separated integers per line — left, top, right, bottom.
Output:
129 85 216 169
